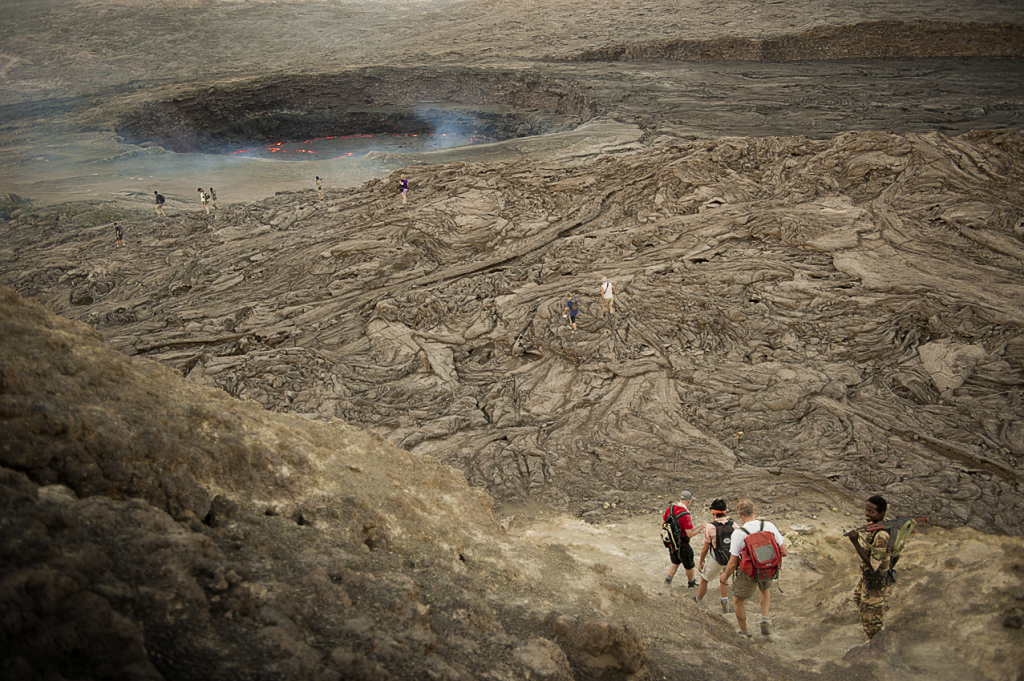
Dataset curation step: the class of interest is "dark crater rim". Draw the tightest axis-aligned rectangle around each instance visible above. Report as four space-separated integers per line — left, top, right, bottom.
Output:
114 67 600 154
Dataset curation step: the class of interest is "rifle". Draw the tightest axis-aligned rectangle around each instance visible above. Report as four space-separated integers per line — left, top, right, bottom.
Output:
842 516 928 538
845 516 927 571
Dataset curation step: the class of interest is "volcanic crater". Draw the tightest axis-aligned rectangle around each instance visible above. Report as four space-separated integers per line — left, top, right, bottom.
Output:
114 68 598 155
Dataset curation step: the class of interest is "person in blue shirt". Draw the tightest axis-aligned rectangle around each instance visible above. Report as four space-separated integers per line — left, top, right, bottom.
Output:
564 293 580 333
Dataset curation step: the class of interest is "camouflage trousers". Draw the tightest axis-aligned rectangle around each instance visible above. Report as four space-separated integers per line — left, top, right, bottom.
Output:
853 578 891 639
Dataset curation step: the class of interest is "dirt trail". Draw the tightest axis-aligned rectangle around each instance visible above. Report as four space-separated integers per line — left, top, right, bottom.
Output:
505 500 1024 680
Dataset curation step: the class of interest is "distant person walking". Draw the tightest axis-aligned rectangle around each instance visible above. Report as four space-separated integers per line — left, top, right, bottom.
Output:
720 498 787 637
114 222 124 248
208 188 217 209
198 187 210 214
563 293 580 333
400 173 409 204
154 191 166 216
316 176 323 201
695 498 736 613
600 278 615 314
662 491 705 588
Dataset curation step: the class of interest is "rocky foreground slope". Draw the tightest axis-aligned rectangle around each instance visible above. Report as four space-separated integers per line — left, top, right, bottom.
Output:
2 285 1023 681
1 284 648 681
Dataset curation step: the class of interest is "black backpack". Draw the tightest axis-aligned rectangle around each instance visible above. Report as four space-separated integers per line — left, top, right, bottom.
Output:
711 520 735 566
156 194 165 204
568 299 579 313
660 507 690 551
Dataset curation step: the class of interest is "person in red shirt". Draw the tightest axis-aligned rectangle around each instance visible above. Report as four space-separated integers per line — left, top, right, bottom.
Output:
663 491 706 588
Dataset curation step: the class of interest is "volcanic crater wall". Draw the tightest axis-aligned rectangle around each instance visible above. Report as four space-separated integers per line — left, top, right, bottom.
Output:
114 68 598 154
565 20 1024 62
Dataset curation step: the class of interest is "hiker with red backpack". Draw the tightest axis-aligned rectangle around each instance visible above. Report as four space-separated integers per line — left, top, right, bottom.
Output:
719 498 787 637
661 491 706 589
694 498 737 613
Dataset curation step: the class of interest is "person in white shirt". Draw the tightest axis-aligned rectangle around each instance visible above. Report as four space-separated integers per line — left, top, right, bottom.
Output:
719 498 787 637
600 278 614 314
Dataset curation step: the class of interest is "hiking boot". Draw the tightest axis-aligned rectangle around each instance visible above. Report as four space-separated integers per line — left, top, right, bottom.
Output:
760 621 770 636
692 596 700 606
664 576 673 585
687 579 698 588
739 630 752 638
721 600 732 614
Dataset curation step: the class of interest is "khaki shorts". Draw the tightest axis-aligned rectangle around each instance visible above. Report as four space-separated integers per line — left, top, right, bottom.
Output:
700 557 727 582
732 571 773 600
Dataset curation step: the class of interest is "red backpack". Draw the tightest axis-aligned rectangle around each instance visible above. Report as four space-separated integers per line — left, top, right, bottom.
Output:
737 521 782 583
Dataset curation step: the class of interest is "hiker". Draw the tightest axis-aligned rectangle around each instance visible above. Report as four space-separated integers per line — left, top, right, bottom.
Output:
114 222 124 247
563 293 580 333
400 173 409 204
154 191 166 216
719 498 787 637
847 495 895 640
208 188 217 209
198 187 209 214
695 498 736 612
600 278 615 314
662 491 705 588
316 176 323 200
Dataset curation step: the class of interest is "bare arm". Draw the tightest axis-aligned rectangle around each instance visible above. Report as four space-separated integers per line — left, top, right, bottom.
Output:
719 555 740 583
846 529 872 567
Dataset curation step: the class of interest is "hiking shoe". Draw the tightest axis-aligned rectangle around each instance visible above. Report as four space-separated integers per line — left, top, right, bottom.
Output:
739 630 752 638
760 621 770 636
722 600 732 614
687 580 698 588
692 596 700 606
664 577 673 585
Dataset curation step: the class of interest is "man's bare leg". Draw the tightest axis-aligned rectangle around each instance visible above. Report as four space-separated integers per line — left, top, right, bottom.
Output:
735 596 748 633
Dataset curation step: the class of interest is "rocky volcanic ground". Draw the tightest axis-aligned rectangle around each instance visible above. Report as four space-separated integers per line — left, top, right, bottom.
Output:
5 129 1024 536
4 285 1023 681
2 0 1024 679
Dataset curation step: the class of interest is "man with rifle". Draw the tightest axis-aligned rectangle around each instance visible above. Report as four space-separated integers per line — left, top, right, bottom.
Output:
845 495 924 640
